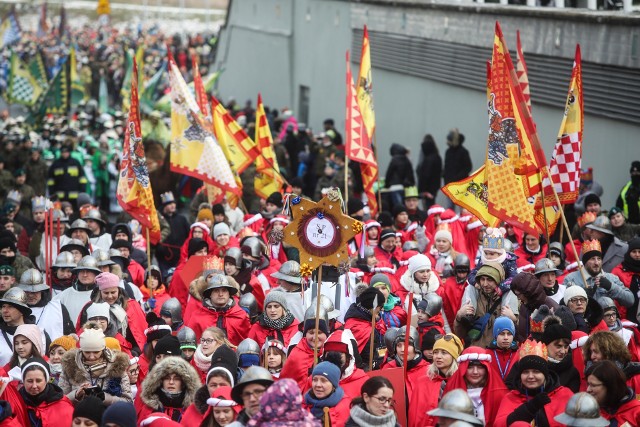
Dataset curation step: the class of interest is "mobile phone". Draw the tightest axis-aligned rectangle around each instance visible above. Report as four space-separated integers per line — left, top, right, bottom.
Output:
85 386 100 395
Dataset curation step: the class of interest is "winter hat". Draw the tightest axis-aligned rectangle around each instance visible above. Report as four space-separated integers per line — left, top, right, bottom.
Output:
49 335 77 352
581 239 603 264
347 199 365 216
312 361 341 389
105 337 121 352
264 289 289 312
73 396 105 425
492 316 516 339
266 192 283 208
208 344 239 387
21 356 50 383
584 193 601 207
206 385 241 414
542 316 572 346
357 287 385 310
111 239 133 252
14 324 43 356
608 207 624 219
378 228 396 244
518 340 549 376
408 254 432 276
421 329 439 352
95 271 120 291
144 322 172 344
392 205 408 218
475 261 505 285
212 204 225 216
434 229 453 245
153 335 181 357
213 222 231 239
563 285 588 305
139 413 182 426
187 238 208 257
433 334 464 360
197 208 214 222
102 401 137 427
87 302 111 320
79 327 106 352
370 273 392 292
631 161 640 173
303 318 329 336
377 212 393 228
628 237 640 252
554 306 578 332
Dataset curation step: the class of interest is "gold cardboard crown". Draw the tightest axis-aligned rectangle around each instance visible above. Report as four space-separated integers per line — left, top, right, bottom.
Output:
582 239 602 254
203 256 224 273
577 211 597 228
519 339 548 361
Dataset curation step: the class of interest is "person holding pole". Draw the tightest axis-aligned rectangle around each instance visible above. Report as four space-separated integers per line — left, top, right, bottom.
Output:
343 287 385 370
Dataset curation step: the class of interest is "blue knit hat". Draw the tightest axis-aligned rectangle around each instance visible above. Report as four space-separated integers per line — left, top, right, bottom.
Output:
102 401 136 427
312 361 341 389
493 316 515 338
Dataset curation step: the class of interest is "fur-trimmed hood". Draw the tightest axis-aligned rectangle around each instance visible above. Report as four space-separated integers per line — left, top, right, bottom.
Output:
140 356 201 410
61 348 129 385
193 384 210 415
189 276 241 301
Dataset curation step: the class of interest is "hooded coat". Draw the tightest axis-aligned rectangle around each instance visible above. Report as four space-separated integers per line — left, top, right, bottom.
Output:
14 382 74 427
135 356 201 423
384 144 415 188
443 131 472 184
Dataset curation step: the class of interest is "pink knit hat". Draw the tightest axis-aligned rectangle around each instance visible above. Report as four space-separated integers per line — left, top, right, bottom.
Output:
95 272 120 291
14 324 44 356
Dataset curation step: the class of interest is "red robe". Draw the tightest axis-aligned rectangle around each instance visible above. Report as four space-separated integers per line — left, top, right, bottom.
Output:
168 258 190 308
128 258 146 288
488 347 519 381
441 276 468 330
601 396 640 426
514 244 548 270
212 236 240 258
186 302 249 346
343 314 385 354
140 285 172 317
302 390 351 427
280 338 320 390
382 358 429 400
494 385 574 427
408 373 447 427
12 390 74 427
611 263 640 321
247 317 301 348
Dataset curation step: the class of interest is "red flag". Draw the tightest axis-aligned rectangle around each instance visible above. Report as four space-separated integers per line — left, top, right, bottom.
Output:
516 30 532 113
346 51 375 166
116 59 161 244
192 54 210 119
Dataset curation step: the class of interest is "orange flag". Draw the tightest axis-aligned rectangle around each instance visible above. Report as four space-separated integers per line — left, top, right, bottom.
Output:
516 31 532 113
116 59 161 244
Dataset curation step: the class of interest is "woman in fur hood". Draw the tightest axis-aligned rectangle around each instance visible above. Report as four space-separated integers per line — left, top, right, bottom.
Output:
135 355 202 423
58 324 132 405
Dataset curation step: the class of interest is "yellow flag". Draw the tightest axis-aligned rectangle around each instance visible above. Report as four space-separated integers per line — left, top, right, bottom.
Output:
356 26 375 138
254 93 284 199
442 167 500 228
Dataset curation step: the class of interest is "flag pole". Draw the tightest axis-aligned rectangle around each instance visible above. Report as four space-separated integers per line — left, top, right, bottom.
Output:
313 266 323 367
402 292 414 380
146 227 154 299
537 171 550 243
373 133 382 210
368 302 376 371
344 156 349 206
559 206 565 243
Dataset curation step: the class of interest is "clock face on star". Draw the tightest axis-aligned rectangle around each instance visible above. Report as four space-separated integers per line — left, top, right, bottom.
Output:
305 216 336 249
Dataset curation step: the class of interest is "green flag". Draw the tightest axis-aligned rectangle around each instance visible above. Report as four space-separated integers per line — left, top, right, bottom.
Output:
27 50 47 88
27 58 69 125
7 51 44 106
140 60 165 113
70 46 88 107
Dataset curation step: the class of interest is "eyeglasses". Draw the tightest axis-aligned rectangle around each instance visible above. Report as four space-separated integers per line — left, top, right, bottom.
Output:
371 395 395 405
587 382 604 389
568 297 587 304
241 388 266 400
200 338 216 344
604 312 617 318
128 367 140 375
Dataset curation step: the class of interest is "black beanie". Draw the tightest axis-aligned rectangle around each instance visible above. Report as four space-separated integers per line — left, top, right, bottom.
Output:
378 229 396 245
519 355 549 377
357 287 385 310
0 237 16 252
584 193 601 207
188 238 208 257
348 199 365 216
111 239 132 252
628 237 640 253
303 318 329 336
392 205 407 218
153 335 182 357
266 192 283 208
209 344 239 386
421 328 439 352
212 204 225 216
541 316 572 346
377 212 393 228
73 396 105 424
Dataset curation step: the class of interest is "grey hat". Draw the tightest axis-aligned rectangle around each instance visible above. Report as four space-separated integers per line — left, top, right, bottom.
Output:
18 268 49 293
231 366 274 403
534 258 561 276
60 239 90 257
53 251 77 269
203 274 238 298
264 289 288 312
0 287 32 316
73 255 101 274
92 248 115 267
586 216 614 236
68 219 92 235
427 389 484 426
270 261 302 284
554 392 609 427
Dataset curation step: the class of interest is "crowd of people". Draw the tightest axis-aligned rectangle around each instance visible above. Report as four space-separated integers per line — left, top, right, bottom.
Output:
1 13 640 427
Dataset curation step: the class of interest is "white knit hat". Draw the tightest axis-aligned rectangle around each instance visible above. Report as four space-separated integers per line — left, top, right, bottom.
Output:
79 328 106 351
213 223 231 239
434 229 453 244
408 254 432 276
87 302 111 320
563 286 588 305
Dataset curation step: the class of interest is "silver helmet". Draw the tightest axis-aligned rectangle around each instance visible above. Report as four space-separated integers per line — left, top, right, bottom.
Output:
554 392 609 427
53 251 76 269
176 326 197 349
453 254 471 271
237 338 260 357
597 296 617 313
0 287 32 315
83 208 106 226
241 237 267 258
160 298 183 324
92 248 115 267
534 258 560 276
18 268 49 293
68 219 91 234
503 238 514 253
231 366 274 403
427 389 484 426
402 241 419 252
548 241 564 258
270 260 302 284
72 255 101 274
303 303 329 325
239 293 258 319
393 325 420 350
384 327 399 355
448 423 476 427
422 293 443 318
60 238 89 256
224 247 243 268
310 295 340 320
586 215 614 236
203 274 238 298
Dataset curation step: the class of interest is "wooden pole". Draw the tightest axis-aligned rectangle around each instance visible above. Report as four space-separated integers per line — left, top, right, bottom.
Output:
44 210 49 288
49 211 54 287
559 206 565 244
368 304 377 371
313 266 323 367
146 228 154 298
538 171 550 243
403 292 414 380
344 156 349 206
372 133 382 211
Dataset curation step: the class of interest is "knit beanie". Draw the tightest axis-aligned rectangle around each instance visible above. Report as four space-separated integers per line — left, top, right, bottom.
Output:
378 228 396 245
303 318 329 336
73 396 105 424
188 238 208 257
542 316 572 345
105 337 121 352
434 229 453 245
563 286 588 305
86 302 111 320
408 254 432 276
197 208 214 222
370 273 391 292
584 193 601 207
519 355 549 376
421 329 439 352
475 261 505 285
79 328 106 352
208 344 239 387
312 361 341 389
145 322 172 344
628 237 640 253
212 204 225 216
266 192 283 208
49 335 77 352
432 334 463 360
264 289 289 312
153 335 181 357
111 238 133 252
95 271 120 291
554 306 578 332
357 287 385 310
492 316 516 339
14 324 43 356
21 356 50 383
392 205 407 218
213 222 231 239
102 401 137 427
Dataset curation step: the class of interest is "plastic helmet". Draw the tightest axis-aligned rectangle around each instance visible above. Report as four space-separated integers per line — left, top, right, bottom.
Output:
310 295 340 320
231 366 274 403
60 239 89 256
224 247 243 268
427 389 484 426
422 293 443 318
597 296 617 313
548 242 564 258
554 392 609 427
159 298 182 324
402 241 419 252
586 216 613 236
448 423 476 427
239 293 258 319
384 327 399 355
303 303 329 325
83 208 106 226
237 338 260 357
241 237 266 258
0 287 31 315
203 274 237 298
53 251 77 269
270 260 302 284
72 255 101 274
18 268 49 293
361 246 375 259
176 326 197 349
68 219 91 233
453 254 471 272
534 258 560 276
503 238 514 253
92 248 115 267
393 325 420 350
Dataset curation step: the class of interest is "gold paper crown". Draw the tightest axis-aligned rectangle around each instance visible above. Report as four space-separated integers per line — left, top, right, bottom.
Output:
236 227 257 240
518 339 548 361
404 186 419 199
160 192 175 205
582 239 602 255
203 256 224 274
436 222 451 233
577 211 597 228
483 234 504 251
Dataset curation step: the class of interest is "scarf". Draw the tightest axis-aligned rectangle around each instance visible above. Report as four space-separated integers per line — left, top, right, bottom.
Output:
304 387 345 419
431 247 453 276
383 294 400 312
203 299 232 312
260 311 295 331
349 403 397 427
110 303 128 339
193 345 212 372
623 252 640 273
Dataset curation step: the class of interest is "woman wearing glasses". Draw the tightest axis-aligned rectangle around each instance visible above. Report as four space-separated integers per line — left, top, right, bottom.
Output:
563 286 607 334
135 355 201 422
584 360 640 425
346 376 400 427
583 331 640 394
408 333 463 427
192 327 234 382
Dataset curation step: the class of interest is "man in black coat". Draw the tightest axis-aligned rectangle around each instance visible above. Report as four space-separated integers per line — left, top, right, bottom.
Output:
155 192 190 278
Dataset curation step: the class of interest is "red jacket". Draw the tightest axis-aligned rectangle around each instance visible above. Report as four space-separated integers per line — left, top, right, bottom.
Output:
301 367 369 407
408 373 447 427
383 358 429 400
441 276 468 331
140 285 172 317
128 259 146 288
126 299 149 350
185 302 250 346
494 385 574 427
514 245 548 270
302 390 351 427
168 259 190 308
601 394 640 426
135 398 187 424
247 317 300 348
280 338 320 390
343 313 385 354
212 236 240 258
13 387 74 427
488 347 519 381
611 263 640 321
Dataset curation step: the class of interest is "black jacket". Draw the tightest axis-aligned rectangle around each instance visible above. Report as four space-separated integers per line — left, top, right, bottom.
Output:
443 144 472 184
384 144 414 188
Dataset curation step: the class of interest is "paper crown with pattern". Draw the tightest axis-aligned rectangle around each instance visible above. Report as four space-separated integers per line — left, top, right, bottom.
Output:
577 211 597 228
31 196 49 212
518 339 548 361
483 227 505 251
404 186 419 199
436 222 451 232
160 192 175 205
582 239 602 255
203 256 225 275
6 190 21 204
